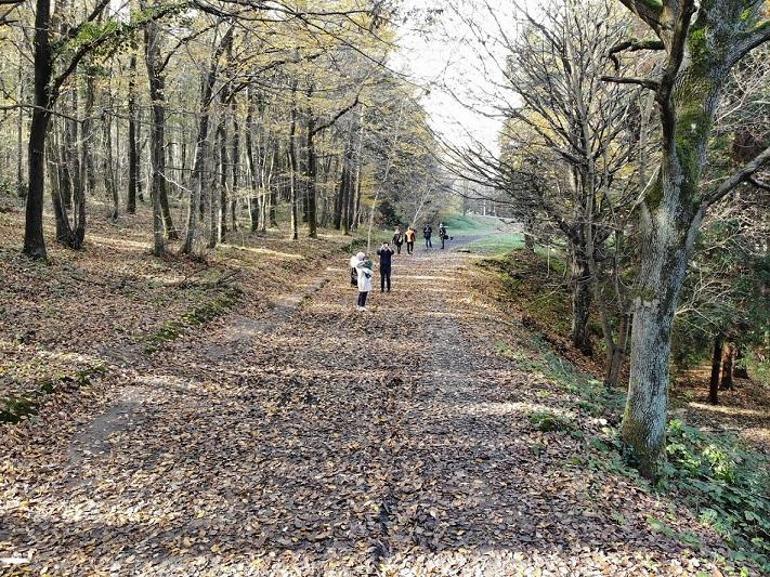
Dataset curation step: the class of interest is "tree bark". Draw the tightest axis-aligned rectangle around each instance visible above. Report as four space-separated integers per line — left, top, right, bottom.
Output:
16 59 25 199
571 252 593 356
144 16 167 256
231 96 239 232
23 0 54 259
306 117 318 238
734 346 749 379
709 332 724 405
127 52 139 214
288 83 299 241
720 342 734 390
618 0 770 481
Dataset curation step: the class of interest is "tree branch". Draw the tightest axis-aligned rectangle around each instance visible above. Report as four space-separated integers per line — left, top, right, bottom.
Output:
747 176 770 192
310 95 359 136
706 144 770 205
601 75 660 91
608 38 664 70
731 20 770 67
616 0 665 36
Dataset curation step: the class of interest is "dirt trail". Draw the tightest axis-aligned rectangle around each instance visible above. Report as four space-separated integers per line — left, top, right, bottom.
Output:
0 244 738 576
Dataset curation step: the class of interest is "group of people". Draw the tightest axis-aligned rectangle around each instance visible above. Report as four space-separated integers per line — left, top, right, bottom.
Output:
349 221 450 311
389 222 450 254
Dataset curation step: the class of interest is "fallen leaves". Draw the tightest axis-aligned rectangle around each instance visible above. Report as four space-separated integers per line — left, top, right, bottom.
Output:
0 226 762 575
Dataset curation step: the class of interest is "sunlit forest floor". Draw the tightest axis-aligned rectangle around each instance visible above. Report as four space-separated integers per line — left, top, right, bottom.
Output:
0 202 766 575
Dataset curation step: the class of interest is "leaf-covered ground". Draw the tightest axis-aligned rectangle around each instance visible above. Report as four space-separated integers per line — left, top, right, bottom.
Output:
0 223 761 575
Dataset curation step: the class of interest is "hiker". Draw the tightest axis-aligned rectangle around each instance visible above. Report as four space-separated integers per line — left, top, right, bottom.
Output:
404 226 416 255
439 222 448 249
354 253 373 311
376 241 395 293
423 223 433 249
392 226 404 255
349 252 361 287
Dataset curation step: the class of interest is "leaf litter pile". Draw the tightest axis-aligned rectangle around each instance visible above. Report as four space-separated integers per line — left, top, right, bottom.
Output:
0 221 758 575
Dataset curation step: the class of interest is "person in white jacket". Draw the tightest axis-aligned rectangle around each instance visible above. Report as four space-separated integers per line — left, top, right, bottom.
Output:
354 253 374 311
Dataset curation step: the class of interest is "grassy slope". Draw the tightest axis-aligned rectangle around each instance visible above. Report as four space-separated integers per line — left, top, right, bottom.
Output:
474 245 770 572
444 214 524 255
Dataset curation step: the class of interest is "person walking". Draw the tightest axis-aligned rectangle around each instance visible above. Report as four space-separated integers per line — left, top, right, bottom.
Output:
354 253 373 311
376 241 395 293
392 226 404 255
423 223 433 249
439 222 448 249
404 226 416 255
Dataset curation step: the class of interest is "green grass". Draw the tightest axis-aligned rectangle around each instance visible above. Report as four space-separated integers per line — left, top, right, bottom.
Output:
444 214 509 234
465 234 524 255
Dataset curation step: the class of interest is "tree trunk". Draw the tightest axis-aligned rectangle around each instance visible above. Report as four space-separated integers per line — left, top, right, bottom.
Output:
571 252 593 356
709 333 724 405
306 119 318 238
181 49 219 254
16 59 25 199
127 52 139 214
144 18 167 256
288 85 299 241
720 342 734 390
245 87 262 233
23 0 54 259
734 346 749 379
617 0 767 480
217 119 228 242
231 97 239 232
103 108 119 222
622 203 701 476
523 213 536 252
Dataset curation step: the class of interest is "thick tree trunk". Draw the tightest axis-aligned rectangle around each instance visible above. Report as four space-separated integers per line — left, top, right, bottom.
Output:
709 333 724 404
617 0 768 480
144 19 167 256
23 0 54 259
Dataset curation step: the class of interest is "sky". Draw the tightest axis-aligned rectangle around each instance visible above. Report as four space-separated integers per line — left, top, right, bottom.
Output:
390 0 532 154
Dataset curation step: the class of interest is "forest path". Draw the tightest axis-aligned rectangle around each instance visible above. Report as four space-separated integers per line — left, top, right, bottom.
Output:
1 240 730 576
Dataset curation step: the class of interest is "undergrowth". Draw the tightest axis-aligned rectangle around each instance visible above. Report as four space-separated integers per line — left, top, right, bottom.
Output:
0 364 107 423
662 419 770 570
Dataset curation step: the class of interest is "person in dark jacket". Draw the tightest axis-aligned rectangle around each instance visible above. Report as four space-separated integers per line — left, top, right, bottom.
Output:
392 226 404 254
376 241 395 292
423 224 433 249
